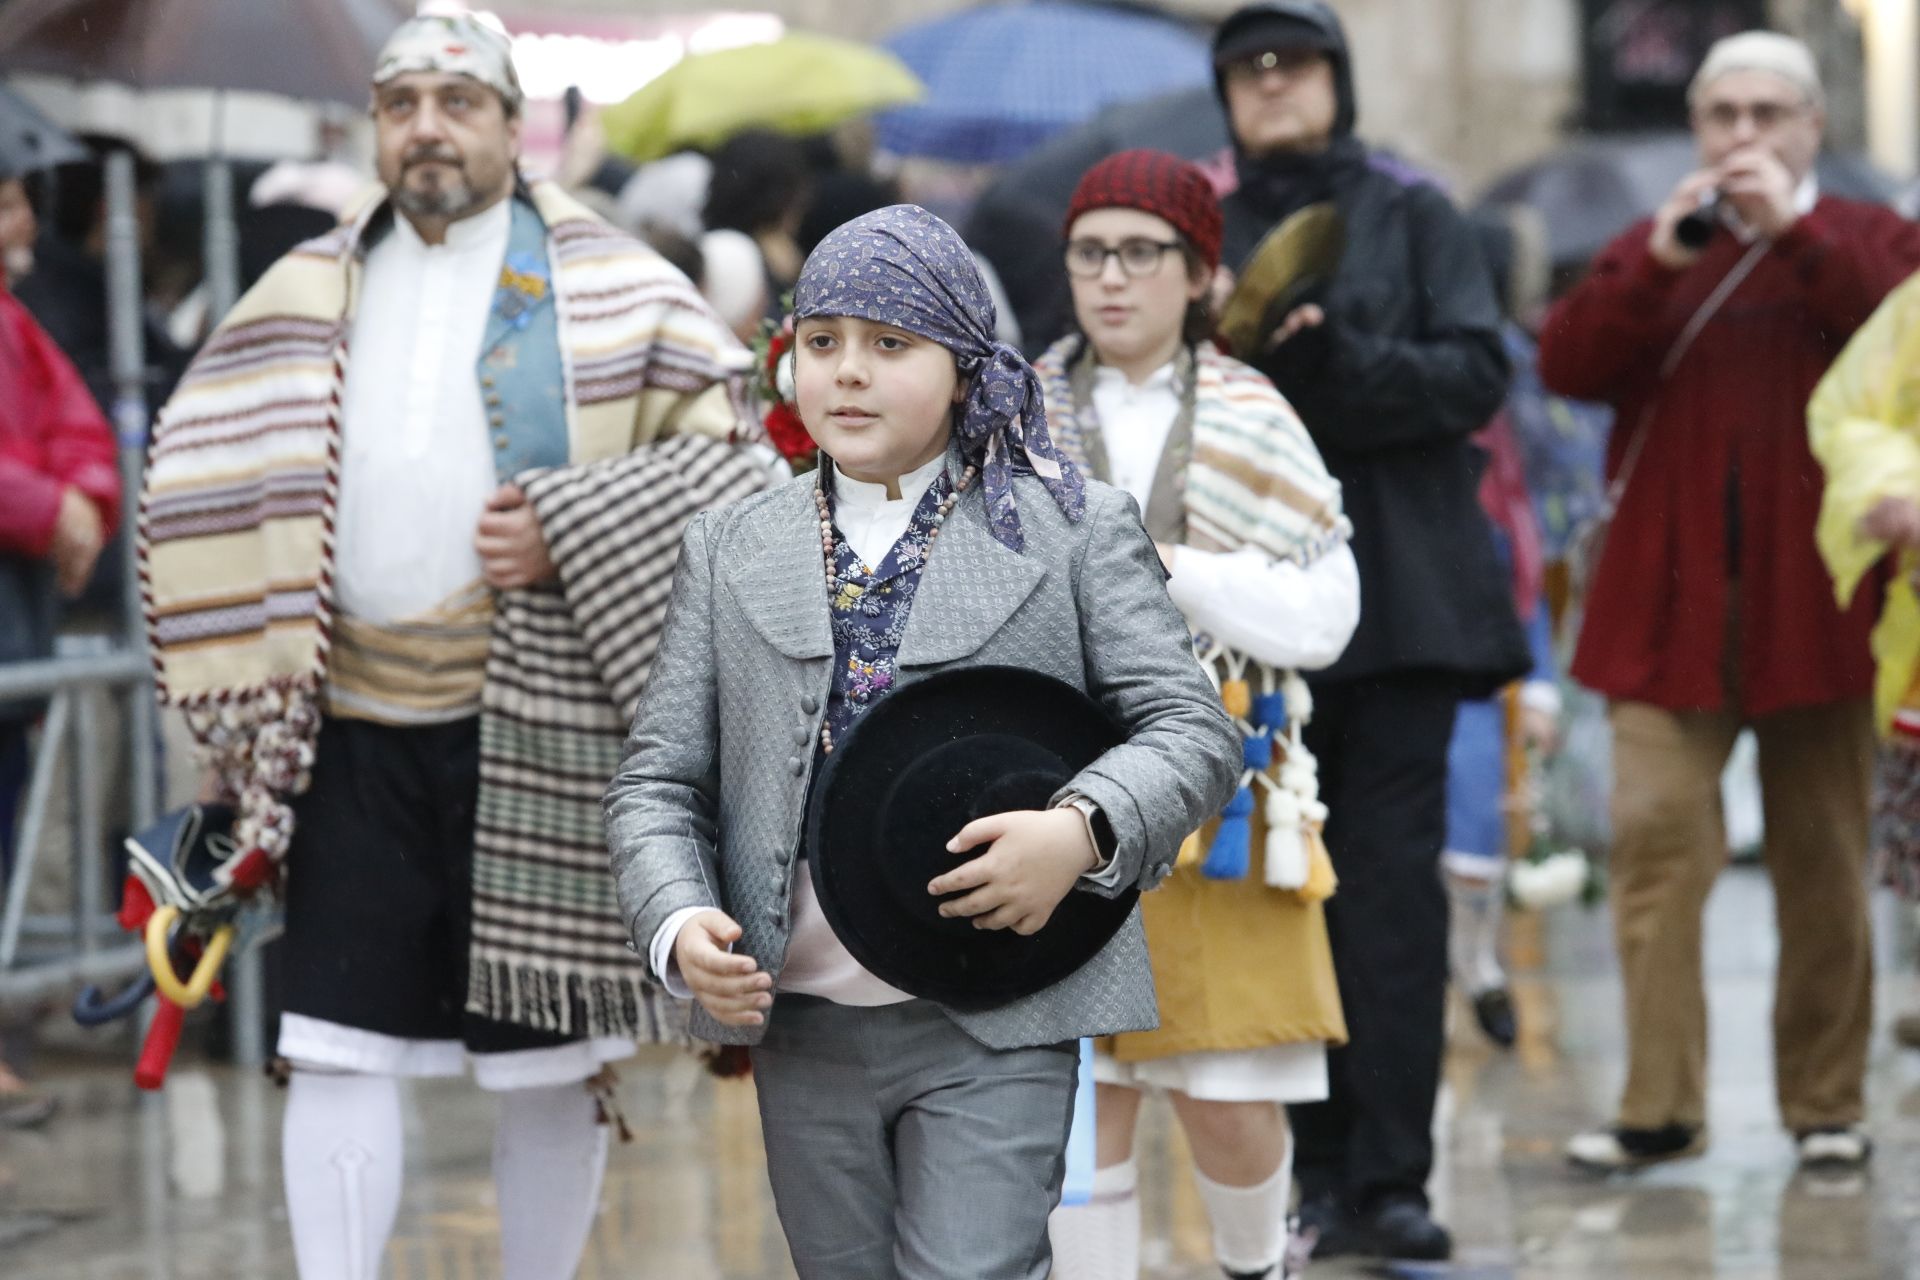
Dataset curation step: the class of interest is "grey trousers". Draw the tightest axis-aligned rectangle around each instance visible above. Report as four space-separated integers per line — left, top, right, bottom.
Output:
750 996 1078 1280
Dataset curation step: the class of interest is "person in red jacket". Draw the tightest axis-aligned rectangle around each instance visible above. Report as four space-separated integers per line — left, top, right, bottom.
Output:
0 163 119 1128
1538 32 1920 1174
0 161 120 789
0 176 118 630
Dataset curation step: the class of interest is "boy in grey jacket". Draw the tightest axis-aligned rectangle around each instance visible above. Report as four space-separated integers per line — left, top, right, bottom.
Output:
606 205 1239 1280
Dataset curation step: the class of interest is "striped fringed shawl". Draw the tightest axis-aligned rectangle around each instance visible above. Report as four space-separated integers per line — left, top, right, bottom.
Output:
471 435 769 1039
1034 336 1349 567
141 182 763 1038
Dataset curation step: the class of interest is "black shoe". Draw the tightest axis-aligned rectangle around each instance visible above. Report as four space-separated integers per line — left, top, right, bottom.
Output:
1353 1197 1453 1262
1295 1189 1360 1259
1471 987 1518 1048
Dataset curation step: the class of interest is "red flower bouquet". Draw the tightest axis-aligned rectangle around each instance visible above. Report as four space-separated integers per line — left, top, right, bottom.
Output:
753 315 817 472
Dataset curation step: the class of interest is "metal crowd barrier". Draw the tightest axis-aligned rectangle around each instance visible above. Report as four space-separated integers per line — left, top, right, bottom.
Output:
0 149 265 1065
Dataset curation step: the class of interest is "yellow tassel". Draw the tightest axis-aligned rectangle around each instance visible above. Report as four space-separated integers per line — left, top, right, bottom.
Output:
1175 830 1204 870
1297 825 1338 902
1221 679 1252 719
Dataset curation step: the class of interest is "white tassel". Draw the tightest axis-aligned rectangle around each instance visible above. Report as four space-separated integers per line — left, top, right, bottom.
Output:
1281 671 1313 725
1264 782 1307 889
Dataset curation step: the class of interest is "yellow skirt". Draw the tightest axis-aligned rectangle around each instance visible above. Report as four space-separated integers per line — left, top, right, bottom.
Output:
1104 798 1348 1062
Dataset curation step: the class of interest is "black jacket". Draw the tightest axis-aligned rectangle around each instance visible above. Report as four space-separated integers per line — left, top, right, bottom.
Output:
1222 166 1528 694
14 233 189 417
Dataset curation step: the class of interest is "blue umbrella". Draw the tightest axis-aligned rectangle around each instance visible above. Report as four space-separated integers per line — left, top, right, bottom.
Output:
875 2 1213 165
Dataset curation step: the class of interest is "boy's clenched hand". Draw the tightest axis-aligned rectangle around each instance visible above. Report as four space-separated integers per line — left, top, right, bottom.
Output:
673 910 772 1027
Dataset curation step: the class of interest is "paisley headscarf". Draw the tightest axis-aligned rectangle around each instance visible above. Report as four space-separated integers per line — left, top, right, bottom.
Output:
793 204 1085 553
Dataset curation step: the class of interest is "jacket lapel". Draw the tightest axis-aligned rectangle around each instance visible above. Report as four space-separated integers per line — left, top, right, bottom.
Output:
723 480 835 660
896 484 1049 668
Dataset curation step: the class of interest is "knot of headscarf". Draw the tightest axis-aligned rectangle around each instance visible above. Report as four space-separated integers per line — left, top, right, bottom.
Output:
793 204 1085 553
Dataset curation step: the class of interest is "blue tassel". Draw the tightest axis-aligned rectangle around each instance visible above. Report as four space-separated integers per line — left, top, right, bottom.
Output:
1241 731 1273 771
1202 786 1255 880
1252 692 1289 733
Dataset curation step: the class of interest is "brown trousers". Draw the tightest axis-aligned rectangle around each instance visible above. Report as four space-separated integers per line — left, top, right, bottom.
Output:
1608 697 1874 1132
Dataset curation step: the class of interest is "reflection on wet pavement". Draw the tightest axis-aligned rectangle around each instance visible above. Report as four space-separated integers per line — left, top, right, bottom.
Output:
6 865 1919 1278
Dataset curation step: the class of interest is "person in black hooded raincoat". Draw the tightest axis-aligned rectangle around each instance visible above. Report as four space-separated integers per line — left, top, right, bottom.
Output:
1211 1 1527 1265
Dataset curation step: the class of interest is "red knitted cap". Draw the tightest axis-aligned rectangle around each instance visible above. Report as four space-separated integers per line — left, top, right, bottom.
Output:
1063 149 1224 270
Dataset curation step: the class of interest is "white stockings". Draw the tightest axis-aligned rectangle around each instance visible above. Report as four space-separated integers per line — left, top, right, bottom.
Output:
282 1071 607 1280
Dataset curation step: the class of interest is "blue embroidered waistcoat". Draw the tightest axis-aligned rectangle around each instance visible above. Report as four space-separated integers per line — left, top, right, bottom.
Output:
478 197 570 480
821 471 954 747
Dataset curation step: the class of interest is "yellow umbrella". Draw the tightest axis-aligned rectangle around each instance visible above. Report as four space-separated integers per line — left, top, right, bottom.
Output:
602 32 925 163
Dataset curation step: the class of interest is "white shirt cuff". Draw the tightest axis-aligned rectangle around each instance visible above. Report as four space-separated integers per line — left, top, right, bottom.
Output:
649 905 716 1000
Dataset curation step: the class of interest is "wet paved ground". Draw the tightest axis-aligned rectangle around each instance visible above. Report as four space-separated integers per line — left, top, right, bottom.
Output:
7 863 1920 1279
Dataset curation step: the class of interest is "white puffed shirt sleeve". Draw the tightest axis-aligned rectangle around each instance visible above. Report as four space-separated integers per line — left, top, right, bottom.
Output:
1166 542 1361 672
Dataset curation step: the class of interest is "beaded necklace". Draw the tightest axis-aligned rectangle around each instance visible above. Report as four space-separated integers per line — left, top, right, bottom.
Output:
812 460 978 755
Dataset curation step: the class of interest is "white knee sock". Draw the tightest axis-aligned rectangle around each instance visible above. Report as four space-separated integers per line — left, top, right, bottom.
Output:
1447 871 1509 994
283 1069 405 1280
1193 1144 1291 1278
493 1080 609 1280
1047 1158 1141 1280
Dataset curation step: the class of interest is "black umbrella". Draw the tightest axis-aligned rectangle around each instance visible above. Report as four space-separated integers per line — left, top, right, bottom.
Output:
966 86 1232 354
1478 131 1900 268
0 81 85 176
0 0 411 108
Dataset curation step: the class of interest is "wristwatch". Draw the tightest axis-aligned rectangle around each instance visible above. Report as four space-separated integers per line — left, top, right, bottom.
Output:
1058 793 1118 871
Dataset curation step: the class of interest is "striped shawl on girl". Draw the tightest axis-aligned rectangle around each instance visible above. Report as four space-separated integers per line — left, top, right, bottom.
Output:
1033 335 1349 566
141 181 766 1040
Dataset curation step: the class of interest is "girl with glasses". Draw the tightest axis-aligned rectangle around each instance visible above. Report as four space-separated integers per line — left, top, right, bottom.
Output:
1040 149 1359 1280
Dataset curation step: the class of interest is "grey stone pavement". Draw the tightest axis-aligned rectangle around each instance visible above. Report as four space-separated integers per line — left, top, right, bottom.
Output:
6 863 1920 1279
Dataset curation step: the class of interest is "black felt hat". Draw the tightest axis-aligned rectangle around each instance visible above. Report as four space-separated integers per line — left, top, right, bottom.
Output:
804 665 1133 1011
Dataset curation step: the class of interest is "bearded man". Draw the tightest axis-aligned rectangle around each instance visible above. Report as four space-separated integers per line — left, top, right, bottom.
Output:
140 15 767 1277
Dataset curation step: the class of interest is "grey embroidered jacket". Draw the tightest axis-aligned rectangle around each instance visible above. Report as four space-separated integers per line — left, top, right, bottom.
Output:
604 464 1241 1049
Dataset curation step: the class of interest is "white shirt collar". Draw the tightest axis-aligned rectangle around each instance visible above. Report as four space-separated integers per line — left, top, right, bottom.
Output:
390 194 513 254
1092 359 1178 394
1794 173 1820 215
832 451 948 511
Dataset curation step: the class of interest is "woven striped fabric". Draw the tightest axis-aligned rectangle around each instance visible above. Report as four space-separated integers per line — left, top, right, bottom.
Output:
324 583 494 725
469 434 770 1038
141 183 766 1039
1034 335 1350 567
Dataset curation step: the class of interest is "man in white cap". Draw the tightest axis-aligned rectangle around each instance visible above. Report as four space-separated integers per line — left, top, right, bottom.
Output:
1540 32 1920 1173
139 12 766 1276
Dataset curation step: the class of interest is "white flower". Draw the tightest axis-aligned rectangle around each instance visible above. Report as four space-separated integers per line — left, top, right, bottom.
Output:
1509 850 1591 909
775 350 796 403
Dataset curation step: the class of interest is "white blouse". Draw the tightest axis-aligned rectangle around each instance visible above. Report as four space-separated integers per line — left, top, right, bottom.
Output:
1091 360 1360 672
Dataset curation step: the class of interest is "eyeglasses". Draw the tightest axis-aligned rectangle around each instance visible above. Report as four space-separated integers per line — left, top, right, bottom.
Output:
1694 99 1808 131
1219 48 1324 86
1063 238 1183 279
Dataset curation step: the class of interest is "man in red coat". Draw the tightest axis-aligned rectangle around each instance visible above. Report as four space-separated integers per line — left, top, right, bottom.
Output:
1539 32 1920 1174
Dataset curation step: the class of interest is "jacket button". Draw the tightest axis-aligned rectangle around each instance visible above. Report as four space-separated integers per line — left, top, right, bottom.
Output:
486 394 503 408
768 908 784 927
494 434 510 450
793 726 810 746
489 412 505 426
788 757 804 776
774 847 790 866
801 695 819 714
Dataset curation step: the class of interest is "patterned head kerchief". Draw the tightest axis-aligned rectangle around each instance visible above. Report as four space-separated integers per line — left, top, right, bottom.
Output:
793 204 1085 553
372 13 524 113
